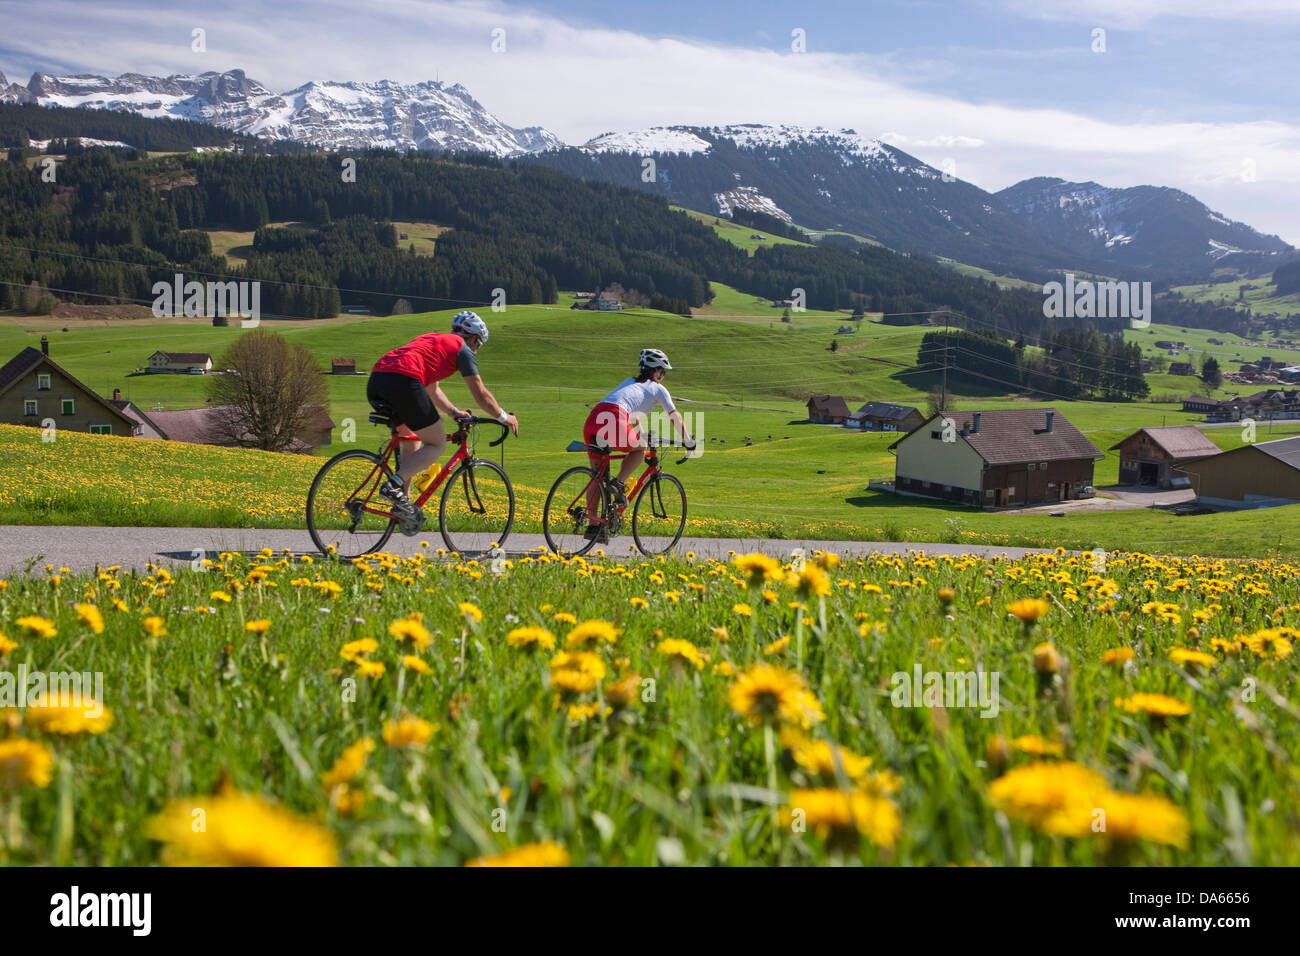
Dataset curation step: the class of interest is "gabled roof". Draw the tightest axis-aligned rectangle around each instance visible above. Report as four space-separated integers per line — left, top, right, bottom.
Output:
889 408 1102 464
0 346 135 430
1181 435 1300 474
807 395 851 417
851 401 920 421
152 351 212 363
1108 426 1220 460
0 347 43 393
110 399 168 439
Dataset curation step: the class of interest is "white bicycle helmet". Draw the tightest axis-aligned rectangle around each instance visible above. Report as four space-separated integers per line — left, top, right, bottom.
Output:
639 348 672 370
451 310 489 344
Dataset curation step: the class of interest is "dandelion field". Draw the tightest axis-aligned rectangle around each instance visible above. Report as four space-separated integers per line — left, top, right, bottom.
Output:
1 546 1297 866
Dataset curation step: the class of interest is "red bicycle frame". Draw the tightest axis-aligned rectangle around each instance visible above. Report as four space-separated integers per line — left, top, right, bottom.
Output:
583 446 662 527
349 425 475 521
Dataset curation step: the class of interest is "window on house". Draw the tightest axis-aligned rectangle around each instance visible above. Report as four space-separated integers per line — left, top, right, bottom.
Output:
943 484 951 492
37 374 51 390
931 430 942 439
61 398 75 415
985 489 994 498
1028 463 1036 471
1039 462 1047 469
89 424 111 435
24 399 37 416
921 480 930 489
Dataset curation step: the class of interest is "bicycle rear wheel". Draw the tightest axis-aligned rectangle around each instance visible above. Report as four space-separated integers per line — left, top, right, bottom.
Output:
543 466 604 557
632 473 687 555
439 458 515 555
307 449 396 559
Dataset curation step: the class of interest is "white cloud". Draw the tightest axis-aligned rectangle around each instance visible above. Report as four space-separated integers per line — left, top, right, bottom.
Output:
2 0 1296 242
995 0 1300 29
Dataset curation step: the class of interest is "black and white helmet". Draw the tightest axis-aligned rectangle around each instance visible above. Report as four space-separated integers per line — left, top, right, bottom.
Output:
639 348 672 370
451 310 489 344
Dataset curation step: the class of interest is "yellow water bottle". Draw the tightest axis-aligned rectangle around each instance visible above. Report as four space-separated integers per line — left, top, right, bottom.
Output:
412 465 438 496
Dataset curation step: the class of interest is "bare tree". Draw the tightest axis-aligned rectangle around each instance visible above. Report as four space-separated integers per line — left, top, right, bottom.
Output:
207 329 327 452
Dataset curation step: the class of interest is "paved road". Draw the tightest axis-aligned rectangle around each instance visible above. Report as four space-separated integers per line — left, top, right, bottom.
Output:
0 525 1065 575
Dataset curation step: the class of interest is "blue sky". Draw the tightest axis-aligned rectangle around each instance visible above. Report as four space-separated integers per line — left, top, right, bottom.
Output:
1 0 1297 243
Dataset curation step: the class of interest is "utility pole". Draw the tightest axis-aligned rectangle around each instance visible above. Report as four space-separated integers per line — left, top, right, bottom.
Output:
941 311 950 410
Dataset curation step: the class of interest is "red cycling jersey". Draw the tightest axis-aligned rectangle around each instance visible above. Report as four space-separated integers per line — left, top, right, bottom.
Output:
372 332 478 386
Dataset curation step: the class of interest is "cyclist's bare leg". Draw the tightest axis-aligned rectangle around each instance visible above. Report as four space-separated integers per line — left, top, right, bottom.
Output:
396 420 447 487
617 449 645 486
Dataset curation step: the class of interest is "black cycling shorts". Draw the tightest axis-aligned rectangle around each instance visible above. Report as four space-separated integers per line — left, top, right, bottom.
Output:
367 371 440 431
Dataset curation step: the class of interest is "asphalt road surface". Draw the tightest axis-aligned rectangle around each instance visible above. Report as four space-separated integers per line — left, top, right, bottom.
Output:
0 525 1065 575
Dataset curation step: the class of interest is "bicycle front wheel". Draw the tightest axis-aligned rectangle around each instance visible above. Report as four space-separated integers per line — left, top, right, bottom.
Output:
439 458 515 555
543 466 603 557
307 449 396 559
632 473 687 556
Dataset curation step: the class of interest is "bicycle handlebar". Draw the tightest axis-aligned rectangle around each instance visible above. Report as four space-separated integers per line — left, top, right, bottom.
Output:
454 416 511 447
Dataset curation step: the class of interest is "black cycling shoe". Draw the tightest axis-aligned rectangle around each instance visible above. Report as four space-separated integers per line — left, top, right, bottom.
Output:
379 478 416 516
605 479 629 509
583 523 610 543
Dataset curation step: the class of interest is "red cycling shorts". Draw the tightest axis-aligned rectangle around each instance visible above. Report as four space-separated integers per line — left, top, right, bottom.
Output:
583 402 641 451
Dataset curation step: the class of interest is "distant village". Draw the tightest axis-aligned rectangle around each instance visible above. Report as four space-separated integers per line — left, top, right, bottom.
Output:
3 336 1298 512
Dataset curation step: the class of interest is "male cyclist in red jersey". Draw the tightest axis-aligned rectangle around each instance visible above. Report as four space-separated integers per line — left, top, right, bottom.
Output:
367 310 519 516
581 348 694 540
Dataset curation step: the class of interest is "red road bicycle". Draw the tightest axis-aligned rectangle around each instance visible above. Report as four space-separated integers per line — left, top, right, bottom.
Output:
542 436 690 557
307 406 514 559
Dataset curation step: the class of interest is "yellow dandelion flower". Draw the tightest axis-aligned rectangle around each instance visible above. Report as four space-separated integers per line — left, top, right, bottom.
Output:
0 634 16 656
764 635 791 656
1115 693 1191 717
1097 791 1189 848
788 565 832 598
781 788 901 848
321 737 374 790
340 637 378 662
1101 647 1134 665
25 699 113 735
244 619 272 634
402 655 431 674
733 553 783 587
552 611 577 625
15 616 57 639
629 597 649 609
564 620 620 649
1006 598 1049 622
142 616 167 638
549 651 607 693
388 618 432 648
506 626 555 650
657 638 706 670
1011 735 1065 757
466 841 569 867
728 664 824 729
382 716 435 748
355 659 386 679
0 738 54 789
987 761 1108 837
732 602 753 617
75 604 104 635
146 790 337 866
1032 642 1061 674
1169 647 1216 669
458 602 483 623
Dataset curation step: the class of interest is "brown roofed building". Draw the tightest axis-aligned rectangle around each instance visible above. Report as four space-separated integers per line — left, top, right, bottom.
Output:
847 401 925 433
1169 362 1195 376
1180 436 1300 509
331 358 358 375
0 339 138 436
147 350 213 373
1109 426 1220 488
888 408 1102 508
142 404 334 453
807 395 852 424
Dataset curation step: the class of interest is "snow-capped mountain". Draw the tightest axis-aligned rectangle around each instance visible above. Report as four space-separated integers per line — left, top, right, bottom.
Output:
0 69 563 156
996 177 1292 277
534 123 1081 279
